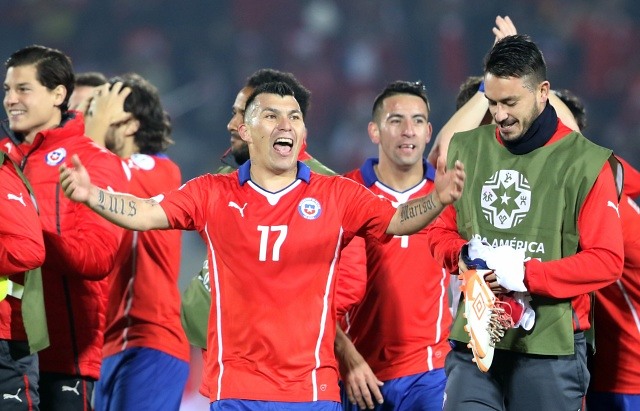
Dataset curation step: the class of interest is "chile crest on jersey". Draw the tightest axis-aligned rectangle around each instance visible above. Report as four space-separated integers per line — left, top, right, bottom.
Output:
45 147 67 166
298 197 322 220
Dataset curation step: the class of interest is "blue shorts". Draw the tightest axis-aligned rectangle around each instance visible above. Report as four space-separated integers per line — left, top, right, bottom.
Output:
210 399 341 411
341 369 447 411
94 347 188 411
587 390 640 411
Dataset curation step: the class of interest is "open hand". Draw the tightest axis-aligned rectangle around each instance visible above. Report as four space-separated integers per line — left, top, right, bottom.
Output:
87 82 132 125
434 156 465 206
59 154 92 204
492 15 517 44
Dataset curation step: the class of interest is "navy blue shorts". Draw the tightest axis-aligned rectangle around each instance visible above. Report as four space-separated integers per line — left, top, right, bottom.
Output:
341 369 446 411
94 347 188 411
210 399 342 411
587 390 640 411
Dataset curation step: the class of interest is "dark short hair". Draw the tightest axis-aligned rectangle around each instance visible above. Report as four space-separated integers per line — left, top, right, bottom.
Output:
484 34 547 91
456 76 483 110
244 82 297 121
371 80 430 122
552 89 587 130
110 72 173 154
75 71 107 88
246 69 311 117
5 44 75 112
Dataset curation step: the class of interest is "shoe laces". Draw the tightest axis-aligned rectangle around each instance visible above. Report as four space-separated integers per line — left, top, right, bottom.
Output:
488 299 515 346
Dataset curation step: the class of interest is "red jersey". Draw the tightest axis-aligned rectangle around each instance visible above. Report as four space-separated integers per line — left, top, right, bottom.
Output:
159 161 396 403
337 159 451 380
618 156 640 198
1 112 128 379
102 153 189 362
591 194 640 394
427 125 624 331
0 154 45 340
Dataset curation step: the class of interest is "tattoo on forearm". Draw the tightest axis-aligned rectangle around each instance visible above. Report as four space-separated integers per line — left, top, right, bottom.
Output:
97 189 105 211
107 195 126 215
96 190 139 217
399 193 438 223
128 201 137 217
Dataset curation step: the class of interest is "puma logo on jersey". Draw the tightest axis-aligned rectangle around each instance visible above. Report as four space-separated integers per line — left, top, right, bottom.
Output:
61 380 80 395
228 201 247 217
3 142 12 153
7 192 26 207
607 200 620 218
3 388 22 402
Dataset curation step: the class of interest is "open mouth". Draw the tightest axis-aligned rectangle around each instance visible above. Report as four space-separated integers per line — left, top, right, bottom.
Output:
499 119 517 130
273 137 294 155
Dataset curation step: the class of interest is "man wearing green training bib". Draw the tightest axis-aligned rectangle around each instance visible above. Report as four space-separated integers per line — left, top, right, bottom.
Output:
426 34 624 411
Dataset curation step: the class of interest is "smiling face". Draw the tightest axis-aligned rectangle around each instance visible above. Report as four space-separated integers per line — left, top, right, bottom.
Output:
3 64 65 144
239 92 305 176
484 73 549 142
370 93 431 170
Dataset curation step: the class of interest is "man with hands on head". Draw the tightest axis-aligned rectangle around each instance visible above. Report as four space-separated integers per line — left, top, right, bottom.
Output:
61 82 464 410
84 73 188 411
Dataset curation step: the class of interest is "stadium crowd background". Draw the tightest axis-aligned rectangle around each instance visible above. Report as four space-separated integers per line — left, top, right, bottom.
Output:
3 1 639 408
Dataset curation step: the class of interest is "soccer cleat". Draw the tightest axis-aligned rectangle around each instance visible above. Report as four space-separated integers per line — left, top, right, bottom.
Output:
459 269 514 372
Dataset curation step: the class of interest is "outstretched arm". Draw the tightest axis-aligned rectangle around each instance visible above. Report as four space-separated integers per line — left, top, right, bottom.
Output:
387 157 465 235
427 91 489 166
60 154 170 231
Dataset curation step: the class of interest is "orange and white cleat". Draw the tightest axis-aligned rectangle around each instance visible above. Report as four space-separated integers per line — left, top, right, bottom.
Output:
459 269 513 372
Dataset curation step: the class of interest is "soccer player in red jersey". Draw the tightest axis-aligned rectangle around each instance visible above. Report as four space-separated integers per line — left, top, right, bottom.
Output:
549 82 640 411
84 73 188 410
587 191 640 411
2 45 128 410
181 68 336 356
60 81 465 410
335 81 451 411
180 69 338 403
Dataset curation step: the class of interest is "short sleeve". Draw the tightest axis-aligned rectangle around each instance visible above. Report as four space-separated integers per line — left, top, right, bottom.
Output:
338 178 396 242
160 175 212 232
